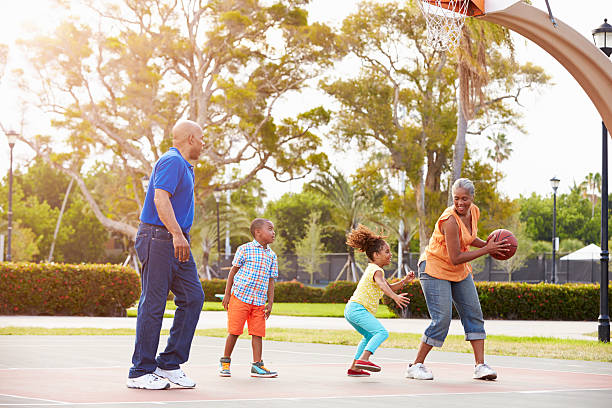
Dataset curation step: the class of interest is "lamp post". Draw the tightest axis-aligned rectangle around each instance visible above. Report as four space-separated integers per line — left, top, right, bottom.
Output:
592 19 611 343
550 176 560 284
212 189 222 275
5 130 18 262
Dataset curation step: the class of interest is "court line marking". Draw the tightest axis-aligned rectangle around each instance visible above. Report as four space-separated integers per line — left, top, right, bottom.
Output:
2 387 612 406
0 392 68 404
1 344 611 377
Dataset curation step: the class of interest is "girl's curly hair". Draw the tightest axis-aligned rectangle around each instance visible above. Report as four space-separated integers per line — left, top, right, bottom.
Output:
345 224 388 261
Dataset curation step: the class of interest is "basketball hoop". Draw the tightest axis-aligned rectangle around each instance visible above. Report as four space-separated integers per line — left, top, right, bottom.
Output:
416 0 472 52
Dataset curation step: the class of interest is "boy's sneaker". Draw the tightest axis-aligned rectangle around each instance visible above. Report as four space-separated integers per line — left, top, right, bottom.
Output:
405 363 434 380
355 360 381 372
251 361 278 378
154 367 196 388
347 368 370 377
219 357 231 377
126 373 171 390
473 363 497 380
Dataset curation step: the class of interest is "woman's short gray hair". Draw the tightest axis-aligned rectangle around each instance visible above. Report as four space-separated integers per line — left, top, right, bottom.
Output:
452 178 475 197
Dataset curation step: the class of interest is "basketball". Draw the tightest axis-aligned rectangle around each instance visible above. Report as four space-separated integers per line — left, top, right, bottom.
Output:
487 229 518 260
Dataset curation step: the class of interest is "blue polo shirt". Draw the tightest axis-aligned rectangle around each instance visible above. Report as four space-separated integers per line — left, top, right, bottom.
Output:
140 148 195 233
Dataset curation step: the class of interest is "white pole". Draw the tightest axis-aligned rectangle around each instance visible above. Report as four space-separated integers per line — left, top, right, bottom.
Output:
0 234 4 262
225 189 231 259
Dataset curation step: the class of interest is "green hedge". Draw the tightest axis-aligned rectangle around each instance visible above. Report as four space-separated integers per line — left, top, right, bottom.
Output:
383 280 612 321
0 262 140 317
200 279 353 303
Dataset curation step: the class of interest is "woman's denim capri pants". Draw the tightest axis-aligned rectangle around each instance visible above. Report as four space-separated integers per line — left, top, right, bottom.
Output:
418 261 486 347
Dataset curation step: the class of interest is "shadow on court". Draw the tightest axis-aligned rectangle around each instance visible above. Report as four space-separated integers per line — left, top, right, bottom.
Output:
1 335 611 408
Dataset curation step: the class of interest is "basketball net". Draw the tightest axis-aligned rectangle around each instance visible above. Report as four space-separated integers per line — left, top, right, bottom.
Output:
416 0 470 52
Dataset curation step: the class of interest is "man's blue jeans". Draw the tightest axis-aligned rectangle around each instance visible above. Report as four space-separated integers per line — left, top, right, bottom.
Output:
129 223 205 378
344 301 389 359
418 261 486 347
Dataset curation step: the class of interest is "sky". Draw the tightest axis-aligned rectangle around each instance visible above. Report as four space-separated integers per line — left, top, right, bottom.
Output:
1 0 611 203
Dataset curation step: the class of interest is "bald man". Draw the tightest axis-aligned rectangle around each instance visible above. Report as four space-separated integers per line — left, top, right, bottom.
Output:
127 120 205 390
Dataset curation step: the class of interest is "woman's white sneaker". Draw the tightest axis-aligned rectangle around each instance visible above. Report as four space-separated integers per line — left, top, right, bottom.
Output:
473 363 497 380
126 373 170 390
154 367 196 388
405 363 434 380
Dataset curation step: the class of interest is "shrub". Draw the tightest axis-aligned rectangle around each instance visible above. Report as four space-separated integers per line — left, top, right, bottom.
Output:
274 280 324 303
322 281 357 303
201 279 228 302
383 280 612 320
0 262 140 317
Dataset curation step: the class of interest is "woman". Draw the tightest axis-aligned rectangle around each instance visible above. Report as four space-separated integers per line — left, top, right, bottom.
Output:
406 178 509 381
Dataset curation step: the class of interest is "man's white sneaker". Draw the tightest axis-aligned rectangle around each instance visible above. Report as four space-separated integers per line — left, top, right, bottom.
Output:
405 363 434 380
126 373 170 390
473 363 497 380
154 367 196 388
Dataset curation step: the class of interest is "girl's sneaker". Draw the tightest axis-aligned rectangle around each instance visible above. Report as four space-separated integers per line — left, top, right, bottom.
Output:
219 357 231 377
347 369 370 377
251 361 278 378
355 360 381 372
405 363 434 380
473 363 497 380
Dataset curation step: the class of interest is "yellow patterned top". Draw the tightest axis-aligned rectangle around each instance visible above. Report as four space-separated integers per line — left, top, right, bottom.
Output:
349 263 385 315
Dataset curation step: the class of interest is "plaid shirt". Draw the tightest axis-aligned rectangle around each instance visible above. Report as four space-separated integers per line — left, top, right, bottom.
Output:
231 240 279 306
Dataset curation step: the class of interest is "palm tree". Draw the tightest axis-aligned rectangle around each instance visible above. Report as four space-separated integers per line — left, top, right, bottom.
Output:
190 200 250 280
486 131 513 187
308 170 371 282
580 172 601 218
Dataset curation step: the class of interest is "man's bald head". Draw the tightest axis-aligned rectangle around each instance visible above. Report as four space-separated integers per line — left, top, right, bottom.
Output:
171 120 204 161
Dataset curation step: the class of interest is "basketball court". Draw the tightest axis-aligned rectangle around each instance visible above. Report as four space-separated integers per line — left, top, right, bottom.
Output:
1 335 611 408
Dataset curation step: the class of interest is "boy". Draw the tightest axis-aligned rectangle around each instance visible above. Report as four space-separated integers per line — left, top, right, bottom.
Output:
219 218 278 378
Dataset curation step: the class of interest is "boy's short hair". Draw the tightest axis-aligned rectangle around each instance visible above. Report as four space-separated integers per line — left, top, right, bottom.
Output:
250 218 271 237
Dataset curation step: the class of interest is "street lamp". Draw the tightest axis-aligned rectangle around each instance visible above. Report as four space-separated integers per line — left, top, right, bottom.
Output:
592 18 611 343
212 188 222 275
5 130 18 262
550 176 560 284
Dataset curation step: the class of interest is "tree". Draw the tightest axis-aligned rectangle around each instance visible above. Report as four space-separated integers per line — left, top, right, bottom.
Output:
579 172 601 218
486 131 513 187
190 198 251 280
18 0 337 240
449 19 549 204
496 218 533 282
308 170 372 281
264 190 344 253
323 1 456 251
295 212 325 284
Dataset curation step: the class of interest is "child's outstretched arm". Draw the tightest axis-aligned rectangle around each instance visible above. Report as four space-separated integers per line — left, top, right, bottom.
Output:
373 270 410 308
223 266 239 310
388 270 416 292
265 278 274 319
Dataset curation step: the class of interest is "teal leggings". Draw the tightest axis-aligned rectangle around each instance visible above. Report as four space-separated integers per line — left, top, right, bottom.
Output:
344 301 389 359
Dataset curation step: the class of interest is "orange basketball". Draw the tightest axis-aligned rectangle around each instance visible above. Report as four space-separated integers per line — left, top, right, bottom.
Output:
487 229 518 260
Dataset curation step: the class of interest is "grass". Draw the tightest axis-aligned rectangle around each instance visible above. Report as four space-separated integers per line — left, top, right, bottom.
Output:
1 326 610 362
130 301 396 319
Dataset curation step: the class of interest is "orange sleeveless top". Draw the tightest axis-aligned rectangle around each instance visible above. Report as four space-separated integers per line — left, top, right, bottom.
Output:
418 204 480 282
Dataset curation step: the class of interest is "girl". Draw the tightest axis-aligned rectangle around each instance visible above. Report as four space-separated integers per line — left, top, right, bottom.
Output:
344 224 415 377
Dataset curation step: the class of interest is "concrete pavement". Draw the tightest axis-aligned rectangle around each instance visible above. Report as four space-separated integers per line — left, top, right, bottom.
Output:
0 311 599 340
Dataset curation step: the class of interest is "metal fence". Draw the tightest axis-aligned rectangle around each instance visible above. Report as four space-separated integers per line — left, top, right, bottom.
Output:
214 252 610 285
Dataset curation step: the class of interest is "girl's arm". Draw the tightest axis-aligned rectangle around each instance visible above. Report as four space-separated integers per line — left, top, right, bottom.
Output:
388 271 416 291
373 270 410 307
443 218 508 265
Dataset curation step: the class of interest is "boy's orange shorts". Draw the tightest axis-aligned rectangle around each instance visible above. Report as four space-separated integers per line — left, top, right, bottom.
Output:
227 295 266 337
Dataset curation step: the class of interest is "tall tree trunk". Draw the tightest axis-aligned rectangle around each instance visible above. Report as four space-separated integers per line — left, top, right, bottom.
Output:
48 178 74 262
415 168 429 253
449 84 469 206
